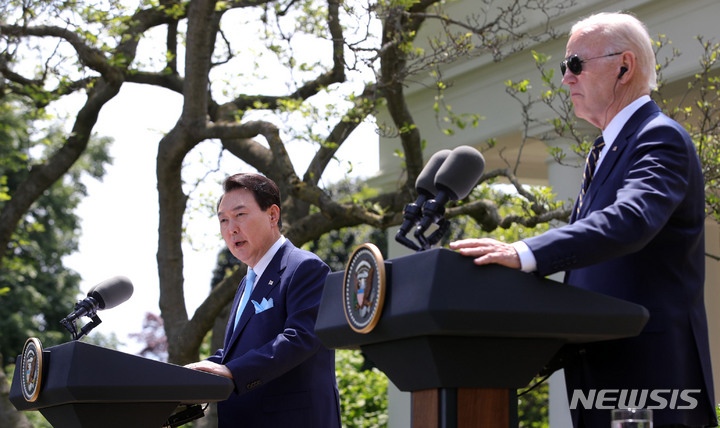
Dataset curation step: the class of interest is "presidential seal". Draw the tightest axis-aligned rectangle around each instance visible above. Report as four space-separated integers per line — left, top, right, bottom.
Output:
343 243 386 333
21 337 43 402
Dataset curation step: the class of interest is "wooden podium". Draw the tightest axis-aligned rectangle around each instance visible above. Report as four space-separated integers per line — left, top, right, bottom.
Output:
10 341 233 428
315 248 649 427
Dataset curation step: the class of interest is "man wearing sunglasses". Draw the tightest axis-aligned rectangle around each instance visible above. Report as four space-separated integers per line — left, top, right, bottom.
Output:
451 12 716 428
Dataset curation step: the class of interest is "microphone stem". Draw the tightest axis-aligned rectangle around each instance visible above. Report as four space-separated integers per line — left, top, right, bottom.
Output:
60 317 79 340
426 218 450 248
60 297 101 340
395 232 421 252
76 314 102 341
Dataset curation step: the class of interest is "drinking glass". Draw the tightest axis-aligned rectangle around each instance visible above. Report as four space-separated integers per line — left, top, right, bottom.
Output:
611 408 652 428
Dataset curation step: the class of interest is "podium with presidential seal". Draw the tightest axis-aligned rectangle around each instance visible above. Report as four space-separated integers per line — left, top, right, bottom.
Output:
9 275 234 428
315 244 649 428
10 339 234 428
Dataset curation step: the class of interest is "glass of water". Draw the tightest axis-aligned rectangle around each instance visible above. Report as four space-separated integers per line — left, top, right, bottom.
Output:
611 408 652 428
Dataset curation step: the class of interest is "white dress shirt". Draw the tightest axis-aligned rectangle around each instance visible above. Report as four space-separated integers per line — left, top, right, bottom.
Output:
239 235 286 296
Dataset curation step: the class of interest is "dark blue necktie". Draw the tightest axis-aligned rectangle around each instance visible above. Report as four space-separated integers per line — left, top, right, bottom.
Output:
577 136 605 215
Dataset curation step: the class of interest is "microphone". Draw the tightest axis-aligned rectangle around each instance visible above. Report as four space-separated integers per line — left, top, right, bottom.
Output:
395 149 452 251
61 276 134 340
415 146 485 248
87 276 134 310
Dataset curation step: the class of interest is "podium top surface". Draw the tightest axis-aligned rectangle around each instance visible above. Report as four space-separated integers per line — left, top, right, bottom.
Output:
10 341 233 411
316 248 649 349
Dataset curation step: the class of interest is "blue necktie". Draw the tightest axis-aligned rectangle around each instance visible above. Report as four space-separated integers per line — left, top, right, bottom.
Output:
577 136 605 215
234 268 256 330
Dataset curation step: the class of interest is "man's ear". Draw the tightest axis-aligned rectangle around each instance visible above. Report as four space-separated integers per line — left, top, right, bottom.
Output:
268 204 281 224
618 51 635 81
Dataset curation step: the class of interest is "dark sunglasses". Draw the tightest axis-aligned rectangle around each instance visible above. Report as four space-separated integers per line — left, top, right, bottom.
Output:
560 52 623 76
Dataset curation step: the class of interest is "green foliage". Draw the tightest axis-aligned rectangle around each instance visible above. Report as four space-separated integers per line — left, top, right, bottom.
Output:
335 349 389 428
656 37 720 223
433 78 484 137
307 224 388 271
518 381 549 428
306 178 389 272
198 330 214 361
443 183 554 243
0 98 112 365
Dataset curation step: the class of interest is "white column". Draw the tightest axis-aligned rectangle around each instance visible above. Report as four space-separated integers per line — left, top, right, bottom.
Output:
386 226 413 428
387 380 412 428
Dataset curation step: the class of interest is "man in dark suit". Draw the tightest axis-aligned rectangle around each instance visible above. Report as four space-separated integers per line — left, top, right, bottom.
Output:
450 12 716 428
186 173 341 428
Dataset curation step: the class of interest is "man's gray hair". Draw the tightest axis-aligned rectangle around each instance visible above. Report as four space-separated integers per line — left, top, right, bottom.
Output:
571 12 657 90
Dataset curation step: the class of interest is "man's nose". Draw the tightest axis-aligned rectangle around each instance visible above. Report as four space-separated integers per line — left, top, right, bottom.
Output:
561 70 576 86
226 220 239 234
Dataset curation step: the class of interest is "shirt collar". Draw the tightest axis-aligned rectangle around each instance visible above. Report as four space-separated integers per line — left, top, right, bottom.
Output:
251 235 286 279
602 95 652 145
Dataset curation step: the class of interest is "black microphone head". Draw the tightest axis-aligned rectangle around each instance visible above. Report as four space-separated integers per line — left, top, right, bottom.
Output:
415 149 452 196
434 145 485 200
88 276 134 310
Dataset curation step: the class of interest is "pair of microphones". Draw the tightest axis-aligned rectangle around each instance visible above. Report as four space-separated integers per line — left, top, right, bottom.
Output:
395 145 486 252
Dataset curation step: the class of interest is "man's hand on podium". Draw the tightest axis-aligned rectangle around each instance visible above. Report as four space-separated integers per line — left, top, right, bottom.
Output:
449 238 521 269
185 361 233 379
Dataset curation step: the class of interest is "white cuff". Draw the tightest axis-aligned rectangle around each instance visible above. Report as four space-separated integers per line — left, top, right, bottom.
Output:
511 241 537 273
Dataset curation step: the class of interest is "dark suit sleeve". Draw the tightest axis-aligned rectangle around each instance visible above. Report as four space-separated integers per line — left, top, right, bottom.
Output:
223 256 330 390
206 345 226 364
524 116 700 277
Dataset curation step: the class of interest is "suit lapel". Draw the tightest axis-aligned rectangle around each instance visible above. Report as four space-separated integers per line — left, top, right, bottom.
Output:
575 101 660 219
224 276 249 351
226 241 292 348
578 138 628 217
